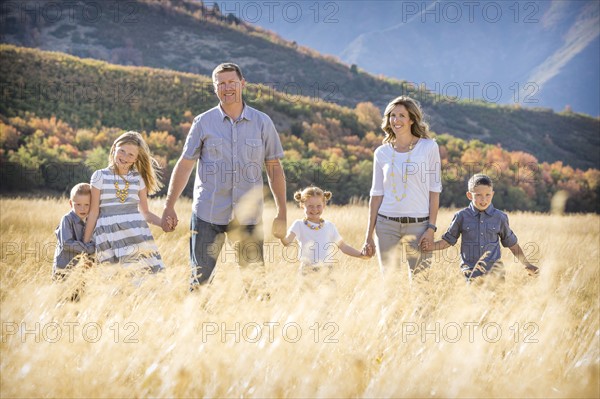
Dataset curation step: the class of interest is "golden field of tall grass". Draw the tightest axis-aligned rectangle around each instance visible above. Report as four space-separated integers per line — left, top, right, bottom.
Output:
1 197 598 398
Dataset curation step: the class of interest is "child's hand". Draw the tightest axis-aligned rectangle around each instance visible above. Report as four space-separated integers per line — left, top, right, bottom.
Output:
361 242 375 257
420 240 432 251
161 210 178 232
525 264 539 276
418 229 434 251
166 216 176 230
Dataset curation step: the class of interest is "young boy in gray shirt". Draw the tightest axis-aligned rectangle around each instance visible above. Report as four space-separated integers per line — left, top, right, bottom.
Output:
423 174 539 280
53 183 96 280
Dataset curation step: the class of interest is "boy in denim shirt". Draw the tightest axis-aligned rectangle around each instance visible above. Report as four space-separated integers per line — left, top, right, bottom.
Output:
423 174 539 280
53 183 96 280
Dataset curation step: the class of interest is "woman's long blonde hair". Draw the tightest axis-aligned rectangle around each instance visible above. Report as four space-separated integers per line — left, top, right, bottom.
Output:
381 96 430 143
108 131 163 194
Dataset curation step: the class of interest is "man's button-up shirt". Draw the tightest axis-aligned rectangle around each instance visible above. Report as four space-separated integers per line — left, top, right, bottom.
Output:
182 104 284 225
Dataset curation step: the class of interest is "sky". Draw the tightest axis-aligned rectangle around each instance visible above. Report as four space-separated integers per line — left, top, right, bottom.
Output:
214 0 600 116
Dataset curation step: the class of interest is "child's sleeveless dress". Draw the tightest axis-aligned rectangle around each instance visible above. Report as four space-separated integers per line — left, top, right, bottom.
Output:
91 168 164 273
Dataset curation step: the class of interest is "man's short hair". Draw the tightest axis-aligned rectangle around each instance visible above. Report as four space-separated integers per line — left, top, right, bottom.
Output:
212 62 244 82
70 183 91 200
468 174 493 192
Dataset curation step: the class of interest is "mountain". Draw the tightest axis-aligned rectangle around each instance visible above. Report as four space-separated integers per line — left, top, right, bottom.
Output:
0 0 599 170
240 0 600 117
0 44 367 137
1 45 598 212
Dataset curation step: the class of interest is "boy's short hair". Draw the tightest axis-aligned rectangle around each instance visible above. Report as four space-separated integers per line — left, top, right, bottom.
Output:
70 183 91 200
212 62 244 82
468 174 493 192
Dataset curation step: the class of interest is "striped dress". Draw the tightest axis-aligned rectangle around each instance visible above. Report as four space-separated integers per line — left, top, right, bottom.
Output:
90 168 164 273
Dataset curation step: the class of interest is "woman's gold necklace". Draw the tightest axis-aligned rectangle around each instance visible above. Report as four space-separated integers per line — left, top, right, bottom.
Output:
304 218 324 231
391 138 416 202
114 172 130 203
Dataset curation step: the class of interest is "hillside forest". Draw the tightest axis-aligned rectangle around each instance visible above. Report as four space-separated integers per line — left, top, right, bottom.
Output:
0 45 598 212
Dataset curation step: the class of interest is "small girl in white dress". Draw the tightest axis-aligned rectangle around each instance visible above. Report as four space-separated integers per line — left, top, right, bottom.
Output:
280 186 368 271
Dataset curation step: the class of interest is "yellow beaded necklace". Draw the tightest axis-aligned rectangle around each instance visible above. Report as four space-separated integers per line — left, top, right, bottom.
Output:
303 218 324 231
390 138 417 202
114 172 130 203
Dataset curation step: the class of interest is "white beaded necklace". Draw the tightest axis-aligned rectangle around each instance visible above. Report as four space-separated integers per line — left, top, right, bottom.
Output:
390 138 417 202
303 218 324 231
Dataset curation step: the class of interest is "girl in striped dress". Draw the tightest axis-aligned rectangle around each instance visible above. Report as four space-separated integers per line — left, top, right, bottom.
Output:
83 131 165 272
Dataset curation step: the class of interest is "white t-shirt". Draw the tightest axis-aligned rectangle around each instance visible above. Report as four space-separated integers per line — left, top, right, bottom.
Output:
370 139 442 217
288 219 343 267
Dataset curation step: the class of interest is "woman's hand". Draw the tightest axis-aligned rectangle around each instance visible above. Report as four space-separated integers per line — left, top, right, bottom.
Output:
362 237 376 257
418 228 434 251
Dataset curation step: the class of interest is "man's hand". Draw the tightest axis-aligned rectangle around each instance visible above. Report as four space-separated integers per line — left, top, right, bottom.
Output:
161 208 178 232
272 216 287 239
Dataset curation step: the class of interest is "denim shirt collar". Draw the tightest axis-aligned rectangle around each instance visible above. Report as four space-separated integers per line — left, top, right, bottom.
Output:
467 202 496 217
67 210 85 225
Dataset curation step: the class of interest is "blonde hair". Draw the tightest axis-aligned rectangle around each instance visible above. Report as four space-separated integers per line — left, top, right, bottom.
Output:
381 95 430 143
70 183 91 200
293 186 332 204
108 131 163 194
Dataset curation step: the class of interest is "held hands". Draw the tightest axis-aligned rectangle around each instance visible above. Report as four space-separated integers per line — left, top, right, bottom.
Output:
361 237 376 258
418 228 435 251
161 208 178 232
272 216 287 239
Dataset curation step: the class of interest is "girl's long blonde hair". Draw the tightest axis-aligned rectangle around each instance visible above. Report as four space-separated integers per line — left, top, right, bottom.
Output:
381 96 430 143
108 131 163 194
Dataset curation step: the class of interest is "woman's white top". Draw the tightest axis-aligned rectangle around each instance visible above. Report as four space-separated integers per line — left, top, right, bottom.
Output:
370 138 442 217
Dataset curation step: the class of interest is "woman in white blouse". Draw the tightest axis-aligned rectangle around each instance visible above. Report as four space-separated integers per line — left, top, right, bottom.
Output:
362 96 442 276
